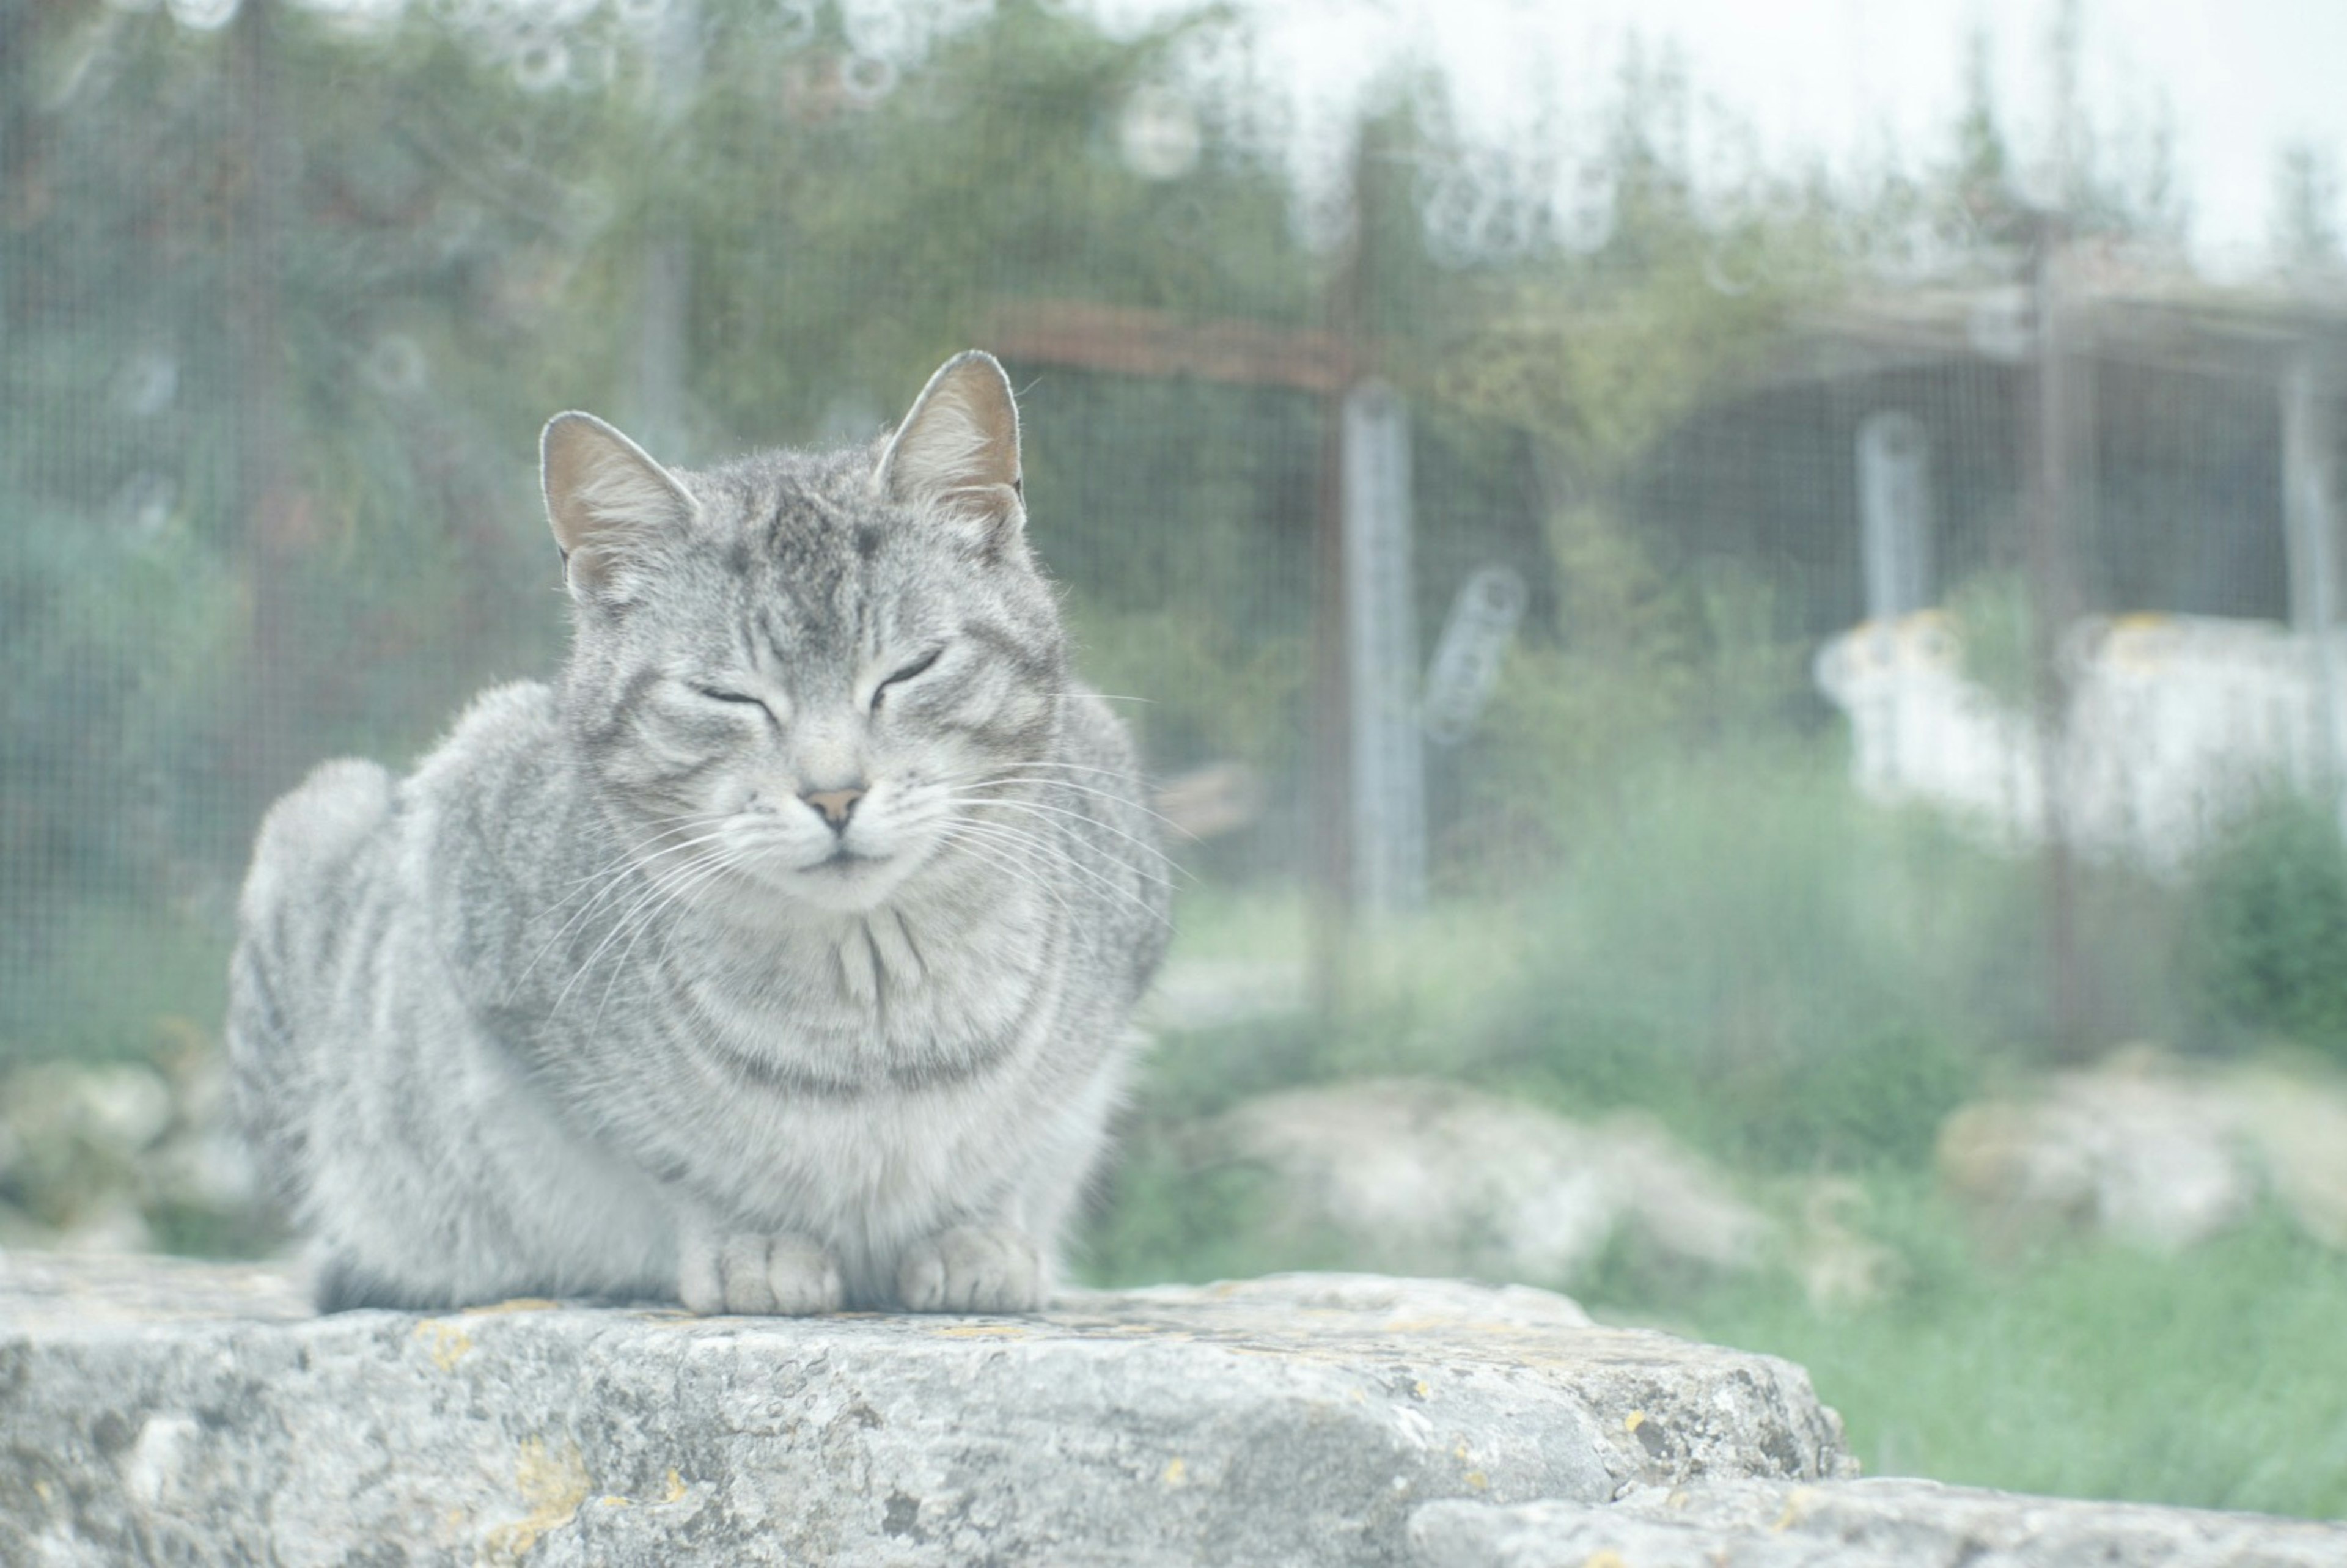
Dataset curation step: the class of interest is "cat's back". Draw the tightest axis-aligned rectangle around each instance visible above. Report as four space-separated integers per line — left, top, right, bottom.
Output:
228 749 402 1204
401 678 568 835
237 681 557 925
229 681 565 1195
229 683 560 1058
235 755 398 975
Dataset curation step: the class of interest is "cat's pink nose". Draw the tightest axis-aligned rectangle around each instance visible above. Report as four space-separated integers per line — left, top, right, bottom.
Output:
802 786 866 829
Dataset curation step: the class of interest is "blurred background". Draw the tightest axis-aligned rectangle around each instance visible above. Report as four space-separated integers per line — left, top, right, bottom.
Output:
6 0 2347 1517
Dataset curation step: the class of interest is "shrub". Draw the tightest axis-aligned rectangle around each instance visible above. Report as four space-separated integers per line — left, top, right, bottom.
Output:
2190 796 2347 1060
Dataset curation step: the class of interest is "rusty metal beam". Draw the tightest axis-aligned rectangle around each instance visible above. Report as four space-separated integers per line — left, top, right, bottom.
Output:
984 300 1356 395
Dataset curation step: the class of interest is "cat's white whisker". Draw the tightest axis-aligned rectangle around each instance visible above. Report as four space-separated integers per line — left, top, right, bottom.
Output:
938 817 1174 931
589 849 751 1029
550 841 739 1020
959 772 1199 841
511 824 746 995
931 826 1079 923
939 791 1191 882
933 797 1187 892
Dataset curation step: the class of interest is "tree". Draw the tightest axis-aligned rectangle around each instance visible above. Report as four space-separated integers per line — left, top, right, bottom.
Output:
2273 141 2345 280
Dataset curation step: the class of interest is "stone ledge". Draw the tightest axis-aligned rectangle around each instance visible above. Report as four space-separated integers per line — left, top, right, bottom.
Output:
1410 1479 2347 1568
0 1255 1848 1567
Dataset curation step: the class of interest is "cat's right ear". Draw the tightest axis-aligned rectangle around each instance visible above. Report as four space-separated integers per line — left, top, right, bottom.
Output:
541 411 697 602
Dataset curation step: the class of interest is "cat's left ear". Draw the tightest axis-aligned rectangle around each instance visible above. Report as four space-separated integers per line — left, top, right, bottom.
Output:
873 350 1024 543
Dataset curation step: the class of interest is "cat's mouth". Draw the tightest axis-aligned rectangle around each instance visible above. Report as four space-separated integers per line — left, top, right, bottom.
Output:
776 838 930 915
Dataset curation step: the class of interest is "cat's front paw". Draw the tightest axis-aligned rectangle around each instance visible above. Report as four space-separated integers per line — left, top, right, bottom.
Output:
677 1230 843 1316
897 1224 1045 1313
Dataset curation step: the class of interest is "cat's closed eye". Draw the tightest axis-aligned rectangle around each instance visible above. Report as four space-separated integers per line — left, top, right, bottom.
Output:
691 684 774 717
871 647 944 711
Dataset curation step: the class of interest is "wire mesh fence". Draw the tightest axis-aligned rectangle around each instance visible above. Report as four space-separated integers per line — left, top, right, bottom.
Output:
4 7 2342 1058
7 1 2347 1501
7 0 2347 1091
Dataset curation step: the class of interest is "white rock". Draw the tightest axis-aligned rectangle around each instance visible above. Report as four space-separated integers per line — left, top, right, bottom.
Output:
1218 1079 1773 1284
1938 1049 2347 1254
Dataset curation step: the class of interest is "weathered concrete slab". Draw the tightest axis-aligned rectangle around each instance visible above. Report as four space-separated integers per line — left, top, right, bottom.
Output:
1409 1478 2347 1568
0 1255 1849 1567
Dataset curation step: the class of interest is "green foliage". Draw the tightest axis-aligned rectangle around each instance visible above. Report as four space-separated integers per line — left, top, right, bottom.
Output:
2189 796 2347 1060
1035 375 1319 804
1941 569 2040 709
0 513 243 1056
1660 1205 2347 1520
1431 225 1831 487
1471 733 2193 1157
1472 749 2000 1170
684 0 1309 444
1 899 230 1071
1425 45 1845 482
1082 1135 1331 1289
2273 141 2345 278
1447 496 1817 885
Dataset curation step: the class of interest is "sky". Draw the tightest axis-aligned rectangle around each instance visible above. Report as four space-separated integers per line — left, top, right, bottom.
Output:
1099 0 2347 276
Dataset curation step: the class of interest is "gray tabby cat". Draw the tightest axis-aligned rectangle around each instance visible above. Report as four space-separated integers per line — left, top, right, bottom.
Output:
228 351 1170 1316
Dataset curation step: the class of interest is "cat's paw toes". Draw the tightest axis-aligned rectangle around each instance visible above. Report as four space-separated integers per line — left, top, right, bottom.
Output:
678 1231 842 1316
897 1224 1044 1313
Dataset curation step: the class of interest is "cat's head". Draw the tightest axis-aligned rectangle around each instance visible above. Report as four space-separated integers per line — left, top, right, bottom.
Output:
542 351 1070 916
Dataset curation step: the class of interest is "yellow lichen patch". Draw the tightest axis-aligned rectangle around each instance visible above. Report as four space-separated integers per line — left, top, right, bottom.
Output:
931 1323 1029 1338
1161 1457 1188 1488
1412 1380 1431 1400
1769 1487 1816 1532
597 1496 631 1509
465 1298 559 1316
478 1437 590 1566
1581 1551 1628 1568
663 1469 688 1504
413 1319 473 1372
1463 1471 1489 1492
1623 1410 1645 1434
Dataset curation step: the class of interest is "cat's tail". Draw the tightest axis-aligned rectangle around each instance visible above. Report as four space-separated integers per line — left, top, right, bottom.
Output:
226 757 397 1217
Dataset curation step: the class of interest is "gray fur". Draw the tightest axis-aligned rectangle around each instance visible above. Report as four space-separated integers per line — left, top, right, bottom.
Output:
228 352 1171 1314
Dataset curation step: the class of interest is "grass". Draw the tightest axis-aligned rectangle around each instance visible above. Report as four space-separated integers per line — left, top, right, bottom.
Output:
1651 1204 2347 1519
1081 759 2347 1520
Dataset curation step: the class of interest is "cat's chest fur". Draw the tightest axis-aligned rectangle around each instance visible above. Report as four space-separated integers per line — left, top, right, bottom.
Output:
538 868 1080 1225
663 889 1061 1088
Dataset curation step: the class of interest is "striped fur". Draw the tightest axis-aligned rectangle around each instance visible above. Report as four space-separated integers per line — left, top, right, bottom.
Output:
228 354 1170 1314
